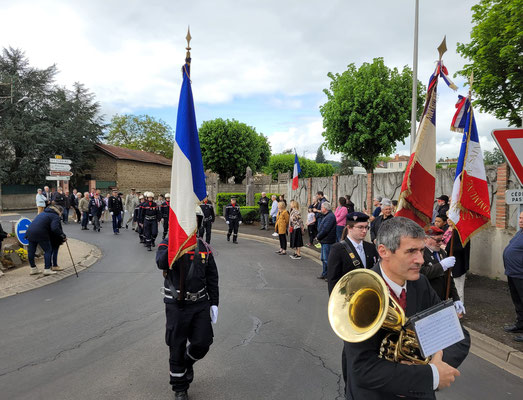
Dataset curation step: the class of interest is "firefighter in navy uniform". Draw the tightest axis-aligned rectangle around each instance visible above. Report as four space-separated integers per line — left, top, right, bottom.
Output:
139 192 161 251
225 196 242 244
156 207 219 400
199 197 215 243
161 193 171 240
135 195 145 243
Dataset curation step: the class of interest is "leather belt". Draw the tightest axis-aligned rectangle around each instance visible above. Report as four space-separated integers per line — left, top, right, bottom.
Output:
176 288 208 302
145 216 157 220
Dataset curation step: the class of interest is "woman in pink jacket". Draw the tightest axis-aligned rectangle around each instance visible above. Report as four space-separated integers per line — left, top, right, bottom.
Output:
334 197 348 242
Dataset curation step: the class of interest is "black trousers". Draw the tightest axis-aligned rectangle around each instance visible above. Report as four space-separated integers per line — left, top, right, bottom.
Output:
308 223 317 245
165 301 213 392
144 219 158 246
163 218 169 239
279 233 287 250
199 221 212 243
227 220 239 242
508 276 523 328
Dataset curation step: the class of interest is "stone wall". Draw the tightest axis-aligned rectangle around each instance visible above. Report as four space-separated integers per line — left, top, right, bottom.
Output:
116 160 171 195
90 152 117 182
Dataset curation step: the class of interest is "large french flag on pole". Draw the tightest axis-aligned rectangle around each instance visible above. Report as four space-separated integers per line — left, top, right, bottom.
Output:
396 60 455 228
168 58 207 267
292 152 301 190
448 96 491 245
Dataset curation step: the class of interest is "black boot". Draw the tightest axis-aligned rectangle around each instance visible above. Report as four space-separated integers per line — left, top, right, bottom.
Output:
152 241 156 247
147 246 152 251
227 234 230 242
174 391 188 400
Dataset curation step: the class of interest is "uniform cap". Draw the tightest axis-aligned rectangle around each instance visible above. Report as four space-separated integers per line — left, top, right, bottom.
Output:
165 193 171 198
426 226 444 236
347 212 370 223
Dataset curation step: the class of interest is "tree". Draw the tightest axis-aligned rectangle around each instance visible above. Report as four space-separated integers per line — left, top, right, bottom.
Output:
339 155 358 175
0 48 104 186
320 57 425 173
106 114 174 159
315 145 326 163
483 147 505 165
265 154 334 180
456 0 522 127
198 118 270 183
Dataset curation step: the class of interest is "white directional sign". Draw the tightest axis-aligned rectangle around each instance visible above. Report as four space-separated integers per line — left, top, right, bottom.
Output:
49 163 71 172
49 158 72 165
505 189 523 205
46 176 70 181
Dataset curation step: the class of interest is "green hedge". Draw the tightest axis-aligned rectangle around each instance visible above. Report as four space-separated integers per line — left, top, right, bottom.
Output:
216 193 246 212
240 206 260 223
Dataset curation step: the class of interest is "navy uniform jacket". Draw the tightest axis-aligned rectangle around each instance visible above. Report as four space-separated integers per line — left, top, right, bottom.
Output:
138 201 161 223
225 203 242 222
160 201 170 220
344 263 470 400
200 201 215 223
88 197 105 218
421 247 460 302
327 238 379 295
156 237 219 306
108 195 124 214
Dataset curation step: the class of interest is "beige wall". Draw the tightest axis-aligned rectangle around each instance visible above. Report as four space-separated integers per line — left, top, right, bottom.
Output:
90 152 117 182
116 160 171 195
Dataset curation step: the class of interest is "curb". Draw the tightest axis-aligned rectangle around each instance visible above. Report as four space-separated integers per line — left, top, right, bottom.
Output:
0 239 102 300
215 228 523 378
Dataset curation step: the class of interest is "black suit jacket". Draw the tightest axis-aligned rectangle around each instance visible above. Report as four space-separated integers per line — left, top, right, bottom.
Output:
344 263 470 400
421 247 460 302
327 238 379 294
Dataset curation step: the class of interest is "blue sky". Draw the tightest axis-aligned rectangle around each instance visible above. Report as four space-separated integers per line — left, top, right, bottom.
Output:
0 0 511 161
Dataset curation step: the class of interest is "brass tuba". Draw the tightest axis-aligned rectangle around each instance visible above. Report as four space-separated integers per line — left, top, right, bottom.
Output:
328 269 429 364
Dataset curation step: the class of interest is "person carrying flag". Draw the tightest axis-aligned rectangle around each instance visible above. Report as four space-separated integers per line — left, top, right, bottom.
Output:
225 196 242 244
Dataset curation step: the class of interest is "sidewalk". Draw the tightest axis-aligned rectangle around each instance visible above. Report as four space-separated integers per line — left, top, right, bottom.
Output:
213 216 523 376
0 238 102 299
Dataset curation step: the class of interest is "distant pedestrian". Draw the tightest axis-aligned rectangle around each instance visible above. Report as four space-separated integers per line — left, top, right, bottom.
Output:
345 195 355 214
270 195 278 226
70 189 81 223
135 195 145 242
199 197 215 243
312 191 327 226
306 206 317 246
503 211 523 342
160 193 171 240
446 229 470 303
79 192 90 230
289 200 304 259
124 189 139 229
25 204 66 276
225 196 242 244
315 202 336 280
279 194 287 207
334 197 349 242
102 193 110 223
108 189 124 234
258 192 270 230
63 190 71 224
89 192 104 232
275 201 289 255
42 185 51 206
36 189 47 214
52 187 66 210
435 194 450 221
370 198 393 243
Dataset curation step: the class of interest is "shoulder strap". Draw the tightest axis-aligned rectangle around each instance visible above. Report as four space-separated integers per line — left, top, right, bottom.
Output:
341 239 363 267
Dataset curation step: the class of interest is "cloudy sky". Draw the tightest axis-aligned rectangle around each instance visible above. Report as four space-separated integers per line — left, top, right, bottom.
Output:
0 0 510 161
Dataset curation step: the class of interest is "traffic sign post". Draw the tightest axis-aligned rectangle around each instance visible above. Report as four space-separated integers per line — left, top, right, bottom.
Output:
15 218 31 246
49 163 71 172
491 128 523 186
49 158 72 165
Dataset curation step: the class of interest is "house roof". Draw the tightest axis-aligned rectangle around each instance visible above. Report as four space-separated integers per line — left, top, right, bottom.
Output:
95 143 172 166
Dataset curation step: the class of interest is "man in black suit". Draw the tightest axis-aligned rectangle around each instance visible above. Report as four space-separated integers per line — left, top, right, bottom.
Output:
343 217 470 399
327 212 379 391
421 226 465 316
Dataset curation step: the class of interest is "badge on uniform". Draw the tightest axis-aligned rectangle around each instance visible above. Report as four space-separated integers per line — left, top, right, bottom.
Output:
349 252 361 267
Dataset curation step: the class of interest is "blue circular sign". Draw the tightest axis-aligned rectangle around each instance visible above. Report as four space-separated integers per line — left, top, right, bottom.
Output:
15 218 32 246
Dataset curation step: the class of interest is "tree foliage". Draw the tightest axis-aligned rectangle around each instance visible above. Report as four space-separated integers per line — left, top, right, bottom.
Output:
198 118 271 183
315 145 326 163
0 47 104 186
483 147 505 165
320 57 424 172
106 114 174 159
339 155 358 175
265 154 334 180
456 0 523 127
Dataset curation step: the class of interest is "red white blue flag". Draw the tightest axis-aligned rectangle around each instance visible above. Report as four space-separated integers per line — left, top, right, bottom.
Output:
396 60 456 228
168 60 207 267
448 96 491 245
292 152 301 190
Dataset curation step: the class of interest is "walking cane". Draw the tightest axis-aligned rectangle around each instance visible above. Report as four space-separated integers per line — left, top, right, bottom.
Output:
65 240 79 278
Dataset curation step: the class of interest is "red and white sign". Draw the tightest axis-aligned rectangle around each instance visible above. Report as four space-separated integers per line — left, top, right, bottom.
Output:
491 128 523 186
49 170 73 177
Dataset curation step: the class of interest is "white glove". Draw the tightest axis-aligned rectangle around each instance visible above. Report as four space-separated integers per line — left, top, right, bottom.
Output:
121 211 124 215
454 300 466 315
439 256 456 271
110 212 113 216
226 221 230 224
210 305 218 324
239 221 242 225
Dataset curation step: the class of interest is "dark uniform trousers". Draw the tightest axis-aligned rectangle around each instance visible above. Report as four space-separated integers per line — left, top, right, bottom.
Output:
227 220 239 242
163 218 169 239
144 217 158 246
200 221 212 243
165 301 214 392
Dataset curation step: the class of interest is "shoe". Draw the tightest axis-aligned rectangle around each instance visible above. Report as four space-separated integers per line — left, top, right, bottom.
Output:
514 335 523 342
233 241 238 244
305 243 311 247
81 227 88 230
317 275 326 279
504 325 523 333
291 255 302 260
51 266 64 271
227 236 230 242
174 391 188 400
30 267 41 275
97 229 101 232
147 246 152 251
260 227 265 230
272 232 278 237
43 269 57 276
114 232 119 235
314 243 321 249
275 250 282 254
126 224 128 229
279 252 286 255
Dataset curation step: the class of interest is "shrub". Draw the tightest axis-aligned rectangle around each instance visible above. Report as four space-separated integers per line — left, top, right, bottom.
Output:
240 206 260 223
216 193 246 214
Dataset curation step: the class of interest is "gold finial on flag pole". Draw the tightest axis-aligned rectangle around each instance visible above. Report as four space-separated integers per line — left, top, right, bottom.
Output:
437 36 447 61
185 26 192 63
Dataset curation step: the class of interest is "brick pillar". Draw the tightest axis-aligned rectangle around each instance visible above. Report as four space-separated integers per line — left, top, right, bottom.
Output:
496 164 509 229
366 172 374 214
307 177 312 205
332 174 338 207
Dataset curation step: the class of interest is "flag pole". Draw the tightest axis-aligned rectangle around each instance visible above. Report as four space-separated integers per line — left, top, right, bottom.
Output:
409 0 419 152
445 72 474 300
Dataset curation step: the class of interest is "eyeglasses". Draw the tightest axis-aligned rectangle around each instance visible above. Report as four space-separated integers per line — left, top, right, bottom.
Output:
353 225 369 230
427 236 443 243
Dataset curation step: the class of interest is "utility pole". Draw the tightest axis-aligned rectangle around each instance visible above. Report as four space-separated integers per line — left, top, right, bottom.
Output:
410 0 419 152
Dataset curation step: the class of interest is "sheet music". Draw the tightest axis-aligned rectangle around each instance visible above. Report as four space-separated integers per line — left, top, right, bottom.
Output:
413 304 465 358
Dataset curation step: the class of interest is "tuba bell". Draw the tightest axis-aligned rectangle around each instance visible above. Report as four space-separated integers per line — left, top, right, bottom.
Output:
328 269 429 364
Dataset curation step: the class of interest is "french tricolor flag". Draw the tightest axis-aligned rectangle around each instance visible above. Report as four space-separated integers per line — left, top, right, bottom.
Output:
292 152 301 190
448 96 491 245
168 60 207 267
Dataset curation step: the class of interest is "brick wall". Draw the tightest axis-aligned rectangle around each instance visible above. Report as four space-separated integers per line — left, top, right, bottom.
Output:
495 164 509 229
90 152 117 182
116 160 171 195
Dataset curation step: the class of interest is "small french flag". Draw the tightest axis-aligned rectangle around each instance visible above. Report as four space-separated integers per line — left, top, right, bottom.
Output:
292 152 301 190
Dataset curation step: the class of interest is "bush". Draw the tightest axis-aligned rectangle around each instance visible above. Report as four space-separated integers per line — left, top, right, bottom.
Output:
240 206 260 223
216 193 246 214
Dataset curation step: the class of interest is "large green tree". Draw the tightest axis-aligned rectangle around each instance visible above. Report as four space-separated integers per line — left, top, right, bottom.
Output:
105 114 174 159
0 47 104 186
320 57 424 173
199 118 271 183
456 0 522 126
315 145 326 163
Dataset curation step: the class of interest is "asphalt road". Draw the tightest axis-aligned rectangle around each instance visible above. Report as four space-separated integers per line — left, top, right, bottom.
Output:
0 214 521 399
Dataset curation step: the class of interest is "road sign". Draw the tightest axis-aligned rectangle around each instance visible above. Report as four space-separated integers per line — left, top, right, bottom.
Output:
491 128 523 186
505 189 523 205
46 176 70 181
49 158 72 165
49 163 71 172
15 218 31 246
49 170 73 177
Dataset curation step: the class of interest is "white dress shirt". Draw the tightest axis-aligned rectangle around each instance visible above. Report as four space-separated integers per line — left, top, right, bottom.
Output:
347 236 366 268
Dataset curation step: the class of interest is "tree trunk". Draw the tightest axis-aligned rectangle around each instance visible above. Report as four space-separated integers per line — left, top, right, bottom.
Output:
366 169 374 215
